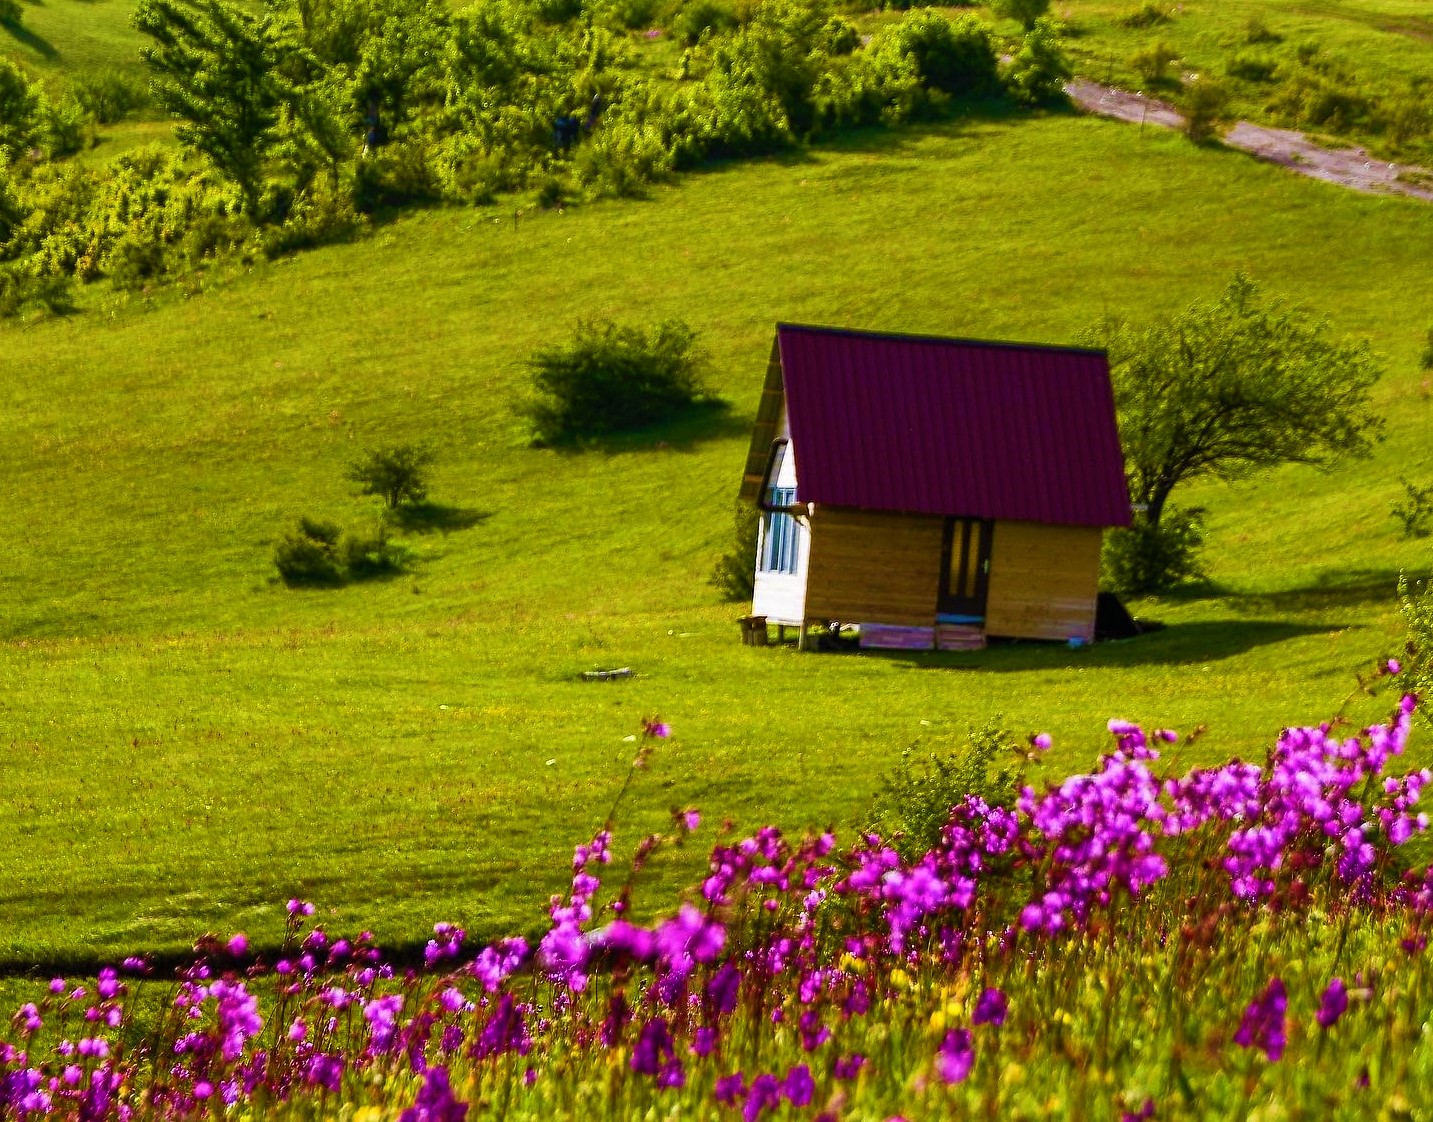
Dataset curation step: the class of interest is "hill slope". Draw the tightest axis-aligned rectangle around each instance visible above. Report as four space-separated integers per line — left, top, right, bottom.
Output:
2 108 1432 962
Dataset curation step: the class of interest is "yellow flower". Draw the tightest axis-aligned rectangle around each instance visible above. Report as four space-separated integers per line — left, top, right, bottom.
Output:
890 967 910 990
928 1009 946 1034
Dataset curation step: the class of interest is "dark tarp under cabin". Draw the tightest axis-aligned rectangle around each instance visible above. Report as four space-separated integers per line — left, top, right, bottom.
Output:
738 324 1132 651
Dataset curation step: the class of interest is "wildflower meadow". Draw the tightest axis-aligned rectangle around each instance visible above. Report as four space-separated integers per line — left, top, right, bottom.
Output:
6 687 1433 1121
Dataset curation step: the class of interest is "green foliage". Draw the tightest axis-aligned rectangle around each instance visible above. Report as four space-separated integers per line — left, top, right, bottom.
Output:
1102 507 1206 596
341 523 411 577
273 516 410 585
1002 16 1071 108
525 318 711 443
988 0 1049 33
1397 574 1433 726
0 58 41 156
1423 325 1433 371
134 0 287 215
709 500 759 602
885 10 999 101
0 0 20 28
345 444 435 510
71 68 152 125
1181 75 1230 143
671 0 738 47
1129 39 1177 86
1116 2 1169 30
1391 478 1433 539
1094 274 1384 589
273 516 346 585
868 719 1024 860
1242 15 1282 46
1225 52 1278 84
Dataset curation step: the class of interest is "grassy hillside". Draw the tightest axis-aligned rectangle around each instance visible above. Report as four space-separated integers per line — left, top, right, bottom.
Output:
3 103 1432 964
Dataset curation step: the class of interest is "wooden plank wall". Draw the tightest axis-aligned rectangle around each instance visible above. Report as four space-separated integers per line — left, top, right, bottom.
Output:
738 339 786 503
984 521 1102 642
804 508 943 626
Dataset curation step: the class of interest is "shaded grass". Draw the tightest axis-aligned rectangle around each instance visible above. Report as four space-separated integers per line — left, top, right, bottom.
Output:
1 108 1432 963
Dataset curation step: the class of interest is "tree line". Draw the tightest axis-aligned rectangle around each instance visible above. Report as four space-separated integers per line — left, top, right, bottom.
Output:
0 0 1072 315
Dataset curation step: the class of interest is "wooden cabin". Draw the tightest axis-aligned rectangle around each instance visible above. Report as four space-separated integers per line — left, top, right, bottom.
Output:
738 325 1131 651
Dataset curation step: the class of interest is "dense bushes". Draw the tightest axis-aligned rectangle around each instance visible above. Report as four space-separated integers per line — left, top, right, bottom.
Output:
273 517 409 585
1101 508 1205 596
524 318 713 443
0 0 1071 315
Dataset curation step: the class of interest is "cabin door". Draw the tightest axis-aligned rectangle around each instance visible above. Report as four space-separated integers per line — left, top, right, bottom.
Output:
937 518 994 619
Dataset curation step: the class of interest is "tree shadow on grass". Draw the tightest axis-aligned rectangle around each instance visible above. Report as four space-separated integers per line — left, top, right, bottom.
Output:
540 400 751 457
1154 568 1408 615
388 503 493 536
2 21 59 60
862 619 1333 673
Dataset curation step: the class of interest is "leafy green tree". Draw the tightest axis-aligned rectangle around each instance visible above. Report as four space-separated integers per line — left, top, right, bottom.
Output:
134 0 287 214
346 444 436 510
0 58 39 156
990 0 1051 32
1182 75 1230 143
1094 275 1384 592
524 319 711 444
1003 16 1071 107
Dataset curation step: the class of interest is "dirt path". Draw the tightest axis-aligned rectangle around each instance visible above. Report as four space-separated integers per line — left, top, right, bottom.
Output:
1065 78 1433 203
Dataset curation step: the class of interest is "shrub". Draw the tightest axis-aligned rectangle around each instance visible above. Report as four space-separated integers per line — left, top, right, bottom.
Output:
274 517 345 585
868 719 1024 860
1182 75 1230 143
72 68 151 124
1225 52 1278 84
885 11 1000 100
709 500 759 601
1397 573 1433 726
524 318 711 443
345 445 435 510
988 0 1050 32
39 95 88 160
671 0 738 46
1002 16 1071 108
1391 477 1433 539
0 0 20 27
0 57 40 155
342 524 410 578
1101 507 1205 596
1116 2 1169 30
352 141 440 213
1243 15 1282 45
1129 40 1178 86
1423 324 1433 370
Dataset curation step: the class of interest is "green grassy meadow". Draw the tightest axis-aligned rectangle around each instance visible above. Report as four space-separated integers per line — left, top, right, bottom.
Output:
2 4 1433 968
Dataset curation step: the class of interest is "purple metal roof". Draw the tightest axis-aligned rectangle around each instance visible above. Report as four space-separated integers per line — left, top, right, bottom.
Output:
776 324 1131 528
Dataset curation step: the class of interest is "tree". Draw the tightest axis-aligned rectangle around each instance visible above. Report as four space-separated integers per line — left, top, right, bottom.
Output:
346 444 436 510
1094 274 1384 591
990 0 1051 33
134 0 287 215
1182 75 1230 144
0 58 39 155
1002 16 1071 107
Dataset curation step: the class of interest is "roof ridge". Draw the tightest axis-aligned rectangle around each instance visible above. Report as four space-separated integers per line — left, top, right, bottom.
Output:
775 321 1106 358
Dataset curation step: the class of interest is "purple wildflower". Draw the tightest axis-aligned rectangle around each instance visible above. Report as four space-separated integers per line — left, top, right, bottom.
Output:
834 1054 866 1079
973 986 1008 1027
743 1073 782 1122
783 1065 815 1107
935 1028 974 1084
714 1072 746 1106
1317 978 1349 1029
631 1017 675 1077
1234 978 1287 1061
399 1065 468 1122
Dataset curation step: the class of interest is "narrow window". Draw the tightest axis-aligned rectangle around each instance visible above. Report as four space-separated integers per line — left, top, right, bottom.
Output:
759 487 799 574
